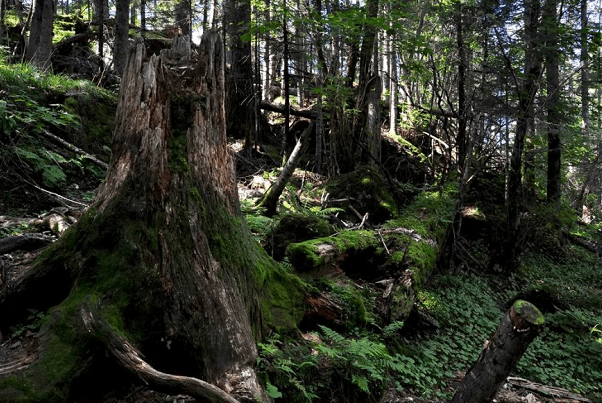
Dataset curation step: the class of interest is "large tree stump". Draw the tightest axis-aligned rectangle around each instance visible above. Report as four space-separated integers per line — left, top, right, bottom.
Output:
450 300 544 403
0 32 305 403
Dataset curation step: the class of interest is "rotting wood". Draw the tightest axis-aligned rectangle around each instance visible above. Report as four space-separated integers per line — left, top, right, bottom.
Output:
0 235 53 255
79 306 242 403
506 377 592 403
450 300 544 403
303 291 343 328
259 100 320 119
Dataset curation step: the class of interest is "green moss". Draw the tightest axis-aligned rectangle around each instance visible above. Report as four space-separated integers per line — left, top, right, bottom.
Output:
391 251 405 264
514 300 545 326
385 183 457 240
325 165 399 224
406 241 436 287
286 230 382 273
268 213 334 260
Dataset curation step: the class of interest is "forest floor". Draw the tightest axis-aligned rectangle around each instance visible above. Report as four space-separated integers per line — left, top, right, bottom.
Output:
1 172 594 403
0 61 600 403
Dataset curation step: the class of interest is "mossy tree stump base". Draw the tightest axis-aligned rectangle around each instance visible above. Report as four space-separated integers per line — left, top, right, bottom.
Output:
0 32 306 403
450 300 544 403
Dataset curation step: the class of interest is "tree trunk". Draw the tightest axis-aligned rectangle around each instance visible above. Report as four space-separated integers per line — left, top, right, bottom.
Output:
174 0 191 36
26 0 54 69
350 0 380 167
580 0 589 138
450 300 544 403
224 0 255 148
257 122 315 216
0 32 305 402
114 0 130 75
503 0 542 273
456 3 467 171
543 0 560 206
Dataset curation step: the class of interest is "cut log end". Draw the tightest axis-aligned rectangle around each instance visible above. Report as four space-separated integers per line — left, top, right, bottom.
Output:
511 299 545 330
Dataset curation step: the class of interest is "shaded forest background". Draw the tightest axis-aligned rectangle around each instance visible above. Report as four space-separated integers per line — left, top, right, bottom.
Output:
0 0 601 401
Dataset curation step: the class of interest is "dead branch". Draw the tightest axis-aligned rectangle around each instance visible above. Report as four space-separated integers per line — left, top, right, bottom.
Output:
39 129 109 170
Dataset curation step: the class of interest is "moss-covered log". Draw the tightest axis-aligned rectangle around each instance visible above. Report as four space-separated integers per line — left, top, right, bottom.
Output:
450 300 544 403
0 32 305 402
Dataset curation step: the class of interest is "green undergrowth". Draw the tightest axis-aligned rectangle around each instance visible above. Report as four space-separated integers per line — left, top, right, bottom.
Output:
411 245 602 402
257 321 451 403
0 54 115 207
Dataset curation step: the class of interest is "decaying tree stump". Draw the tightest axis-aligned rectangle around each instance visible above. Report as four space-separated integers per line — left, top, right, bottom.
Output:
0 31 305 403
450 300 544 403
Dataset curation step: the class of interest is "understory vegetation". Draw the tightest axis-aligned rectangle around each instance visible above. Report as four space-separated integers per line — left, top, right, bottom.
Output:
1 54 601 403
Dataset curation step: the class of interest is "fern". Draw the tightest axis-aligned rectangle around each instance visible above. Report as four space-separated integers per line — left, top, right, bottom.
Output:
383 320 405 337
318 325 347 345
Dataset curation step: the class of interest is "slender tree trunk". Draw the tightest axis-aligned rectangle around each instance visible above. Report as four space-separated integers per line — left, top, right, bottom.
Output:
581 0 589 138
282 2 292 160
456 3 467 171
224 0 255 148
543 0 561 206
503 0 542 273
388 10 397 135
352 0 380 166
93 0 106 61
26 0 54 69
0 0 5 46
257 122 315 216
114 0 130 75
140 0 146 38
174 0 191 36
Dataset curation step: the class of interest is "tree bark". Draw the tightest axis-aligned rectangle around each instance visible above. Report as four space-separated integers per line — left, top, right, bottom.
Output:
543 0 561 206
174 0 191 36
224 0 255 148
503 0 542 273
26 0 54 69
114 0 130 75
450 300 544 403
0 32 305 402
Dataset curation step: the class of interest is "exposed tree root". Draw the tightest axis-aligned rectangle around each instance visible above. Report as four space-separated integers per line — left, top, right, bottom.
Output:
79 306 242 403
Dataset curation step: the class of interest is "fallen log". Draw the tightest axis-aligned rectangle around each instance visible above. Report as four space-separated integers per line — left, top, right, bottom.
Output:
450 300 544 403
506 377 592 402
259 100 320 119
0 234 53 255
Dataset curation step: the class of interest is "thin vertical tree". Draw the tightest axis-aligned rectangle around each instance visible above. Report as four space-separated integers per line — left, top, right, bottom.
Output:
543 0 561 206
26 0 54 69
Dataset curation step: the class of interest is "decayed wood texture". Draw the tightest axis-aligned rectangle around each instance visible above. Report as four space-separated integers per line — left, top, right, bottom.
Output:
93 32 265 400
0 32 270 402
450 300 544 403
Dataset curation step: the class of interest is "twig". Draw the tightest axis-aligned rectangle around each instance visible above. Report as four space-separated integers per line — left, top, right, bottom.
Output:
23 178 88 208
39 129 109 170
